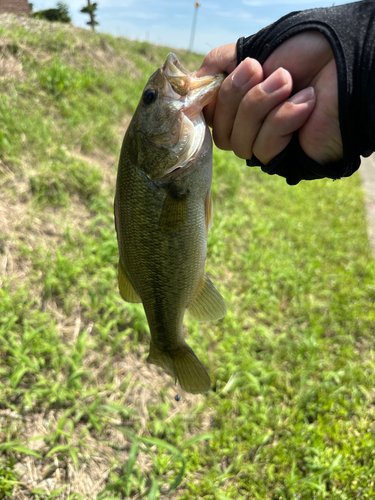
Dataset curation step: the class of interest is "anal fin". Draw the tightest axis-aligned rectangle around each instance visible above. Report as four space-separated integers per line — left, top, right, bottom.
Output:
118 260 141 303
188 272 226 322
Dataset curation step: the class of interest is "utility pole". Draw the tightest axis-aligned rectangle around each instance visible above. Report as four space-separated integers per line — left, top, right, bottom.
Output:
80 0 98 31
189 2 200 52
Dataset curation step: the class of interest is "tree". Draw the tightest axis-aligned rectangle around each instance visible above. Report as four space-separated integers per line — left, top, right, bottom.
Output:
32 1 71 23
80 0 98 31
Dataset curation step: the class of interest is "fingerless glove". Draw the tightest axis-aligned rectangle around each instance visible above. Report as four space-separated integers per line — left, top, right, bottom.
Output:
237 1 375 185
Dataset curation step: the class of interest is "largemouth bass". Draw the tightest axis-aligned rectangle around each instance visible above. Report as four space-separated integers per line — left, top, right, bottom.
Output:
114 53 226 394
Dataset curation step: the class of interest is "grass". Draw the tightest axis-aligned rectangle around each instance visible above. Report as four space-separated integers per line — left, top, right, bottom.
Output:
0 12 375 500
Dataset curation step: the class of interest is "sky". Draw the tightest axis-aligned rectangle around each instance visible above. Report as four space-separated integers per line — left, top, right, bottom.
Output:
32 0 353 55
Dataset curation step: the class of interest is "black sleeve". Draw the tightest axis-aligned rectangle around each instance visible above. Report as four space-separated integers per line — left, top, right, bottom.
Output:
236 1 375 185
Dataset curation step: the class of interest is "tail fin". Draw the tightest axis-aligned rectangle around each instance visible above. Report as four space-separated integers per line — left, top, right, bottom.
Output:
147 343 211 394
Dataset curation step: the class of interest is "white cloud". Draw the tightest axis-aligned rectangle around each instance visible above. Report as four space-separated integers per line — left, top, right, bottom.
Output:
203 2 221 10
217 9 254 20
123 11 159 20
32 0 353 57
243 0 349 4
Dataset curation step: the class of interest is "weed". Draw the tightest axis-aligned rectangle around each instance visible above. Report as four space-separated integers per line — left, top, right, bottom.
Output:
0 12 375 500
0 457 19 499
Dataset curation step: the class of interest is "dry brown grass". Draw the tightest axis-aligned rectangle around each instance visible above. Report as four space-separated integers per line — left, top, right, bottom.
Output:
0 15 211 499
4 349 203 499
1 157 202 498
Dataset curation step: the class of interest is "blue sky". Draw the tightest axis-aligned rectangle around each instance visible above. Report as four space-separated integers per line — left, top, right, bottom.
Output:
32 0 353 54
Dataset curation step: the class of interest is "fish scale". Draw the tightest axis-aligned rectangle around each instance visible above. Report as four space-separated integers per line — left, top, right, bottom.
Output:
114 53 226 394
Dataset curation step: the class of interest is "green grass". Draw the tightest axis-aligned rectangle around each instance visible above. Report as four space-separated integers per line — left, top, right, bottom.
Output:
1 12 375 500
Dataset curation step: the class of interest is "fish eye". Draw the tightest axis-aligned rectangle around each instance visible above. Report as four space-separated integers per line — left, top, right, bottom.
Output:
142 88 157 105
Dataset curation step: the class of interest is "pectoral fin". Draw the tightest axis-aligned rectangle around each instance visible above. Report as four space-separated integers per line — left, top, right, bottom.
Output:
118 260 141 303
188 272 226 322
159 191 188 233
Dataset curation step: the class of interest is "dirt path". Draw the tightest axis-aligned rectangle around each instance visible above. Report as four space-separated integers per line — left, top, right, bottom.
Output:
359 155 375 254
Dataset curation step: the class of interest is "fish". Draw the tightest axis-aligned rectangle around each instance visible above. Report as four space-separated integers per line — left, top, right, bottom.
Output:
114 53 226 394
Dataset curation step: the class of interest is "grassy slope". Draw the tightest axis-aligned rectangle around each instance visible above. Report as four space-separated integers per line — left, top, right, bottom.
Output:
0 13 375 500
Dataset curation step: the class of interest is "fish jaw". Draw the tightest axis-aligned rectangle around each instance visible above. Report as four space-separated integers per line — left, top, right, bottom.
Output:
182 73 225 122
130 53 225 181
148 54 225 179
163 53 191 78
162 52 225 123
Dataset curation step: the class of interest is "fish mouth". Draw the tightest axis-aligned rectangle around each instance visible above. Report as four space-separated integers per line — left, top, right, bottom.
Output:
162 53 191 80
163 53 225 119
153 53 225 178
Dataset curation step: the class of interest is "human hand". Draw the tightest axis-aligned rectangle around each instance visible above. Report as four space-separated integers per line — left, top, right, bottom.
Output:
197 32 343 166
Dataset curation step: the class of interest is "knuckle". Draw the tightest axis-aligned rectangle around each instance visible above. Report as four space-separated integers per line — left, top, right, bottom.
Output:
269 108 286 129
213 128 231 151
203 47 222 72
216 85 230 107
230 136 250 160
203 48 217 67
239 89 261 115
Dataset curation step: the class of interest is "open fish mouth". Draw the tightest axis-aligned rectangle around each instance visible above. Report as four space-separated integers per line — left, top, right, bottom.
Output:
152 53 225 178
162 53 191 83
162 53 225 120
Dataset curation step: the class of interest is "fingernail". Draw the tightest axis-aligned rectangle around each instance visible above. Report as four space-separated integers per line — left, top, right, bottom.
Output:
288 86 315 104
260 68 288 94
232 58 256 87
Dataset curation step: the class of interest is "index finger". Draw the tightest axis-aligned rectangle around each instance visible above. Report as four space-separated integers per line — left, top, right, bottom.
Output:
196 43 237 126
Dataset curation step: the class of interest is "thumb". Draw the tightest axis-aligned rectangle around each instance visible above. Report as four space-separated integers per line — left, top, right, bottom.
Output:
196 43 237 78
